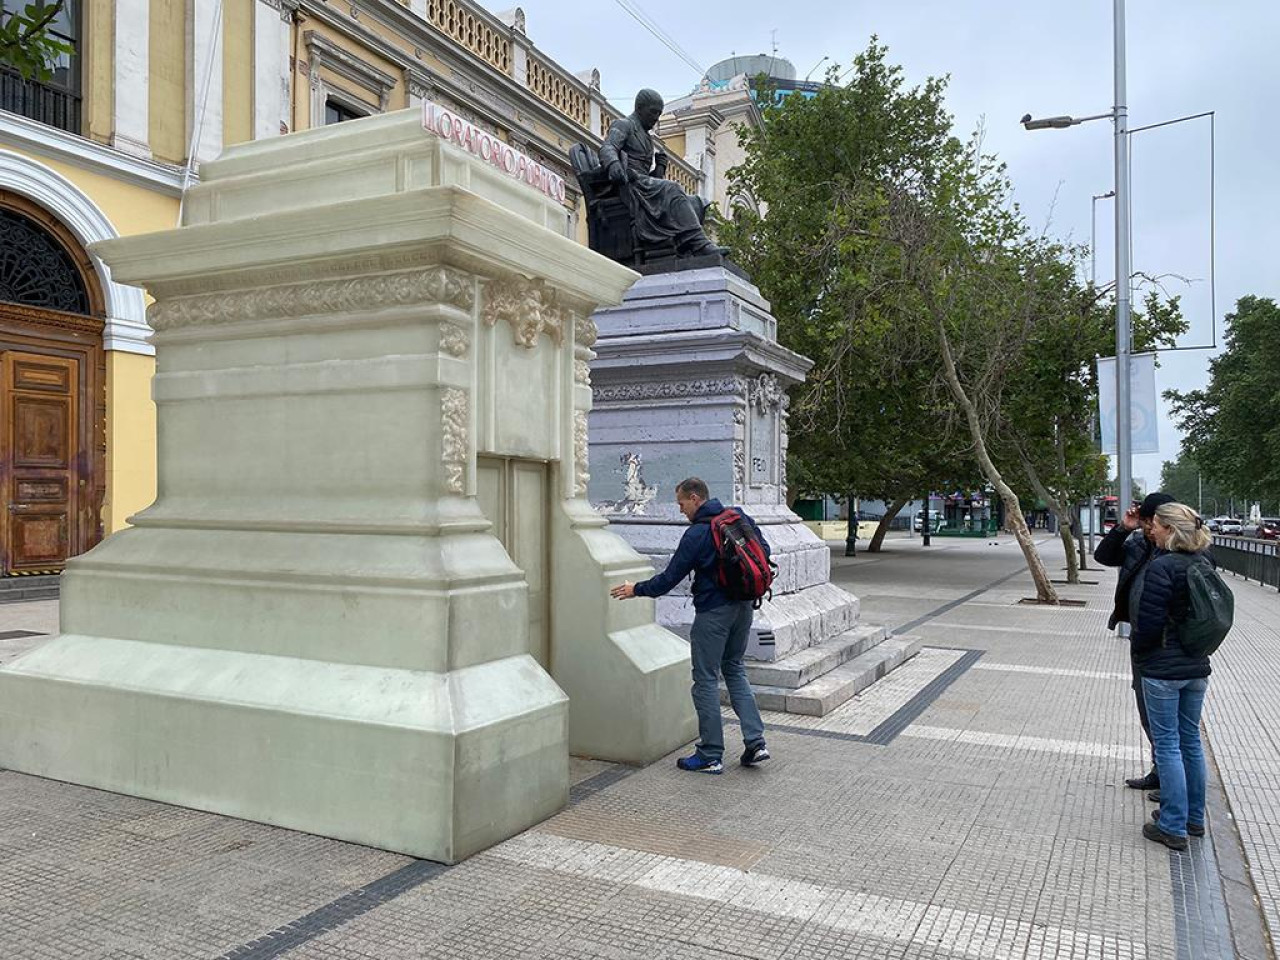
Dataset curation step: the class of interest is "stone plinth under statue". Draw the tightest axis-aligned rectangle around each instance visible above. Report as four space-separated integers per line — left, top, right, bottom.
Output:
589 268 920 713
0 109 695 864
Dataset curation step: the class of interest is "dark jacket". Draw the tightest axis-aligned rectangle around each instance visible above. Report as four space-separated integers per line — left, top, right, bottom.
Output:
634 499 771 612
1093 524 1155 629
1130 550 1213 681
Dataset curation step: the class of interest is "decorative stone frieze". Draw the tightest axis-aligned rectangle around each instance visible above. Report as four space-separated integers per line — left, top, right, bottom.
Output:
593 376 747 404
148 266 475 331
440 321 470 358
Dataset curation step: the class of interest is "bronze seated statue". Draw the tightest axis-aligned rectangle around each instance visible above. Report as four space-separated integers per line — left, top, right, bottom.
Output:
571 89 729 271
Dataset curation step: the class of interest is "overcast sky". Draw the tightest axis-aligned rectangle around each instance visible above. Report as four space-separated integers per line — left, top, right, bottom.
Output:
510 1 1279 498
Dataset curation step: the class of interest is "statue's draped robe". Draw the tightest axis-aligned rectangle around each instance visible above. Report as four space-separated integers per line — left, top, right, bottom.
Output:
598 115 702 248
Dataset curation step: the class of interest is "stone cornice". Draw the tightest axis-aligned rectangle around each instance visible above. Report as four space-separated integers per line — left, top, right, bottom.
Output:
0 112 188 196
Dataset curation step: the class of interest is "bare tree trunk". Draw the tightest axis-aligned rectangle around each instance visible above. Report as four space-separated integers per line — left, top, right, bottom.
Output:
1073 503 1089 571
869 496 910 552
1017 450 1079 585
938 325 1060 604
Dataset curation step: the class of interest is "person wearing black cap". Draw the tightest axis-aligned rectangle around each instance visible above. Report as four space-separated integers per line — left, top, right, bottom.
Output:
1094 491 1177 791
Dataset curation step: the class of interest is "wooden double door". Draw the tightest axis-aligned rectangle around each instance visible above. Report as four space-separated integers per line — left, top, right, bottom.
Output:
0 341 101 576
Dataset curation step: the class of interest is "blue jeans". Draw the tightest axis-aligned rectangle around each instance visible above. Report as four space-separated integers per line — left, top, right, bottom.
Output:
689 601 765 762
1142 676 1209 836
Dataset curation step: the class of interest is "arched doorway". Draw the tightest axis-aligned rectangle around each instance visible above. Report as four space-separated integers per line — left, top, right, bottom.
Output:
0 189 106 575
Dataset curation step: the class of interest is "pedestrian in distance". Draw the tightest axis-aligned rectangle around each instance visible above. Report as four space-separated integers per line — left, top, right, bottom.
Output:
610 477 772 775
1094 491 1176 791
1132 503 1231 851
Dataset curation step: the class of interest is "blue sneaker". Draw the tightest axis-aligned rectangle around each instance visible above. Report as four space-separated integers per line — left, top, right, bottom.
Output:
676 753 723 774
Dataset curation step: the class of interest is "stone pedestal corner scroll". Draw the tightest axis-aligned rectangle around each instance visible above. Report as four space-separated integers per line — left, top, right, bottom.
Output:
0 110 695 865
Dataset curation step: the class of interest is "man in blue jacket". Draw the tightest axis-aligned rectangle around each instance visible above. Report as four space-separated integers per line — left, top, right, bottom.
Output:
1094 491 1176 791
610 477 770 774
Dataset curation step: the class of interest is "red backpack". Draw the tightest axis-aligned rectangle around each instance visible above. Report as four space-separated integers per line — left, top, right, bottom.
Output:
703 508 775 606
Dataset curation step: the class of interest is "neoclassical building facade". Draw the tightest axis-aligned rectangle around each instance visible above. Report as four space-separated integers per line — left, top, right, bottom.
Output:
0 0 704 576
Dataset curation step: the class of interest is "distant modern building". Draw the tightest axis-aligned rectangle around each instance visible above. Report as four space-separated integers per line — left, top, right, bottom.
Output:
658 54 822 220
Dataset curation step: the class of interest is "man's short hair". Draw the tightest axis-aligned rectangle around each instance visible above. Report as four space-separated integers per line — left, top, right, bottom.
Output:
1138 492 1176 519
635 88 664 112
676 477 709 501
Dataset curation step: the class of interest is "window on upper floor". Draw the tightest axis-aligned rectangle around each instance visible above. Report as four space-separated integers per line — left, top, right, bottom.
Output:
0 0 81 135
324 99 366 126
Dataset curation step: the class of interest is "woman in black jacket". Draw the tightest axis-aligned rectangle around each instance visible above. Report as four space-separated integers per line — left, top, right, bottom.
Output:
1131 503 1213 851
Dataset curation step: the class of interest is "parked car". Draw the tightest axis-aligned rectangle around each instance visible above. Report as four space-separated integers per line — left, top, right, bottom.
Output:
913 510 944 533
1220 517 1244 535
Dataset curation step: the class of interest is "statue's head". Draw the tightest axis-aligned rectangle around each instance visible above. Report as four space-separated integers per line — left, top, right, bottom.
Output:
634 89 664 129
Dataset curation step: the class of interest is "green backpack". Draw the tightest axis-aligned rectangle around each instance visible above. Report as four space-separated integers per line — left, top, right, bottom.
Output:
1176 557 1235 658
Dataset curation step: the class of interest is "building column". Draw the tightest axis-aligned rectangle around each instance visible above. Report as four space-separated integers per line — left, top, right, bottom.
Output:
253 0 293 138
187 0 224 164
112 0 150 157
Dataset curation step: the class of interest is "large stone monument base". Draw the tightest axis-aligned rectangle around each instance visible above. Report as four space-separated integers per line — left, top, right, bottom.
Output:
590 268 920 715
0 110 696 864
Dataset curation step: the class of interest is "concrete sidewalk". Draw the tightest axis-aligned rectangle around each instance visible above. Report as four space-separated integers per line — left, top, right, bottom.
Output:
0 535 1276 960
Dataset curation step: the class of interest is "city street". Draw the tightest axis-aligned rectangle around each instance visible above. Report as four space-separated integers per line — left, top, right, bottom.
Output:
1 536 1276 959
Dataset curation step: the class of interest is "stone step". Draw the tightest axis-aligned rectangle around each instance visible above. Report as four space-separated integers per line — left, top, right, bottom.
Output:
0 576 60 604
727 636 923 717
744 624 890 690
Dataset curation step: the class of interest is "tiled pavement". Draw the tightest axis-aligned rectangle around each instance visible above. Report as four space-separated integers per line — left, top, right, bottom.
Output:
0 535 1276 959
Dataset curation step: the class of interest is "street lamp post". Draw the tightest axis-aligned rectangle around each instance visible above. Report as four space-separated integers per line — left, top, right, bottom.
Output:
1091 190 1115 286
1022 0 1134 520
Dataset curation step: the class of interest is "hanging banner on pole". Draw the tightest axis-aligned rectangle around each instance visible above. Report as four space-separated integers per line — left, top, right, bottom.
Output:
1097 352 1160 455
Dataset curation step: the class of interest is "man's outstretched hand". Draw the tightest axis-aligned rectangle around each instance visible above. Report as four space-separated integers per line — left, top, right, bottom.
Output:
610 581 636 599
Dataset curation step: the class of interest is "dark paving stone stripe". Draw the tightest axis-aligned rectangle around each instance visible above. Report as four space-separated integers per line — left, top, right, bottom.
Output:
737 648 984 747
864 648 985 745
216 764 637 959
891 566 1028 637
218 859 448 960
0 629 45 640
569 763 638 805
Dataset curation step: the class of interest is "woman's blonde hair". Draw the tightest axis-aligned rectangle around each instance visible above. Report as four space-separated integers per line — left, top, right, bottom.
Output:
1155 503 1211 554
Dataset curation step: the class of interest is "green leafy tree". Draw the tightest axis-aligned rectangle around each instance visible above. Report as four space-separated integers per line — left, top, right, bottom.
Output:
721 41 965 551
0 1 72 83
1168 296 1280 506
1160 448 1227 515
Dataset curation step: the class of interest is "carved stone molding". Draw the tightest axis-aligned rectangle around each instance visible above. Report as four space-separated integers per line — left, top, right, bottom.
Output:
573 411 590 497
573 359 591 386
574 315 598 348
481 275 567 349
440 321 470 358
441 388 469 495
732 406 746 426
749 373 783 414
593 376 747 404
148 267 475 331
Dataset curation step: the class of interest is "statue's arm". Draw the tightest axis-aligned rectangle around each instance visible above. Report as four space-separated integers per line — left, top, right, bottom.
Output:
652 147 669 179
598 122 631 182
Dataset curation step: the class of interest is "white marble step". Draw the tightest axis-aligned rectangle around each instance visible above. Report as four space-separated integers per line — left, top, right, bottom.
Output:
744 624 890 690
726 636 923 717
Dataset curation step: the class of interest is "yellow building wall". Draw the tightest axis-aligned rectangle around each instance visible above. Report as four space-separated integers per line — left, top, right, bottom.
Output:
150 0 188 164
104 351 158 532
222 0 253 147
